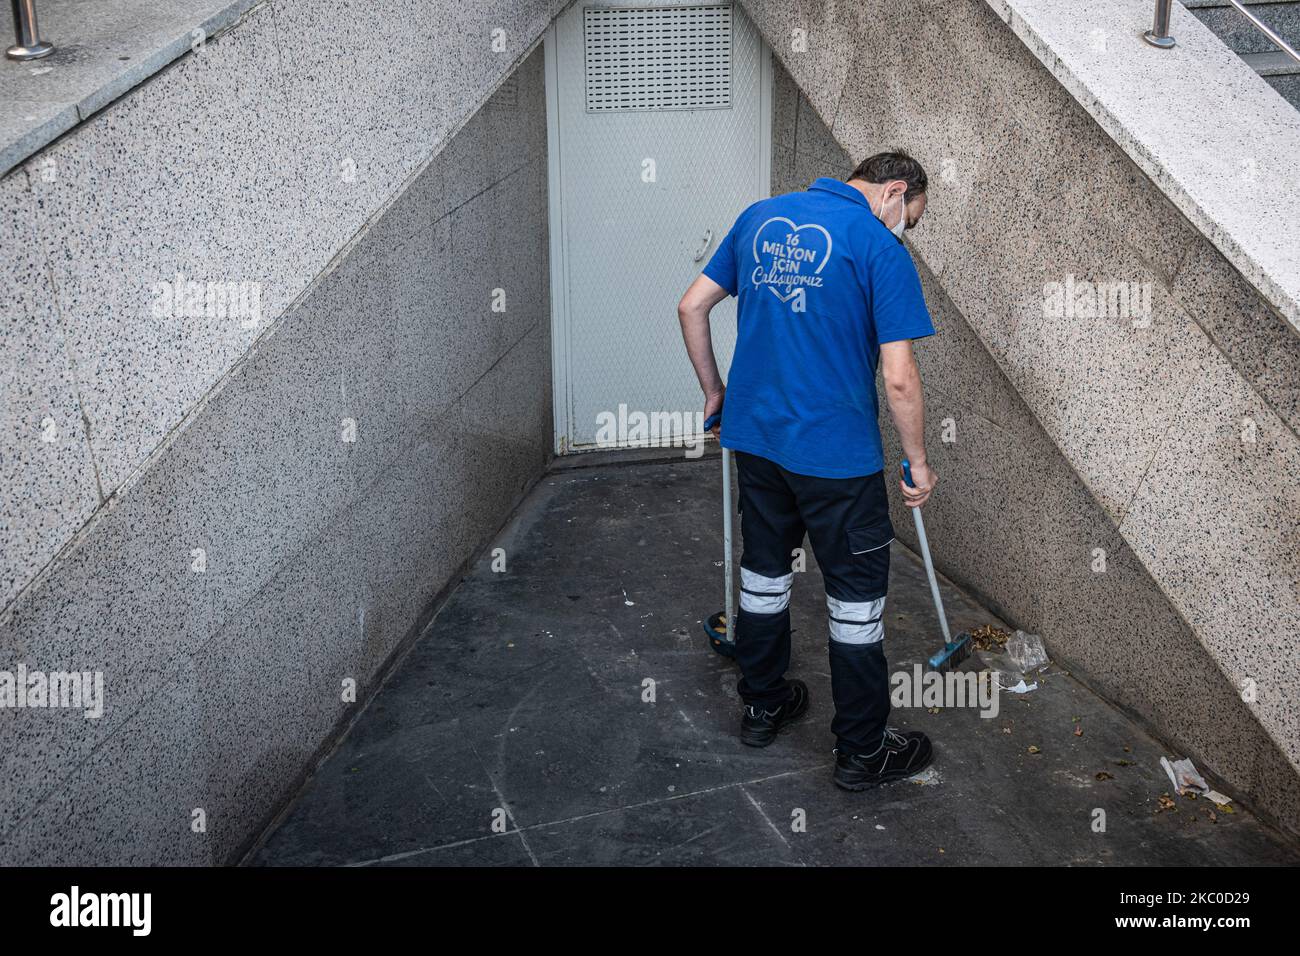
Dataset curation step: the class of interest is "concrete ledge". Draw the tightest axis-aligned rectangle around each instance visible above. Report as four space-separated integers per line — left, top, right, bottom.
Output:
0 0 260 178
988 0 1300 334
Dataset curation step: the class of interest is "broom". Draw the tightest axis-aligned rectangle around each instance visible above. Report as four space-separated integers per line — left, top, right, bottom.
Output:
901 459 971 672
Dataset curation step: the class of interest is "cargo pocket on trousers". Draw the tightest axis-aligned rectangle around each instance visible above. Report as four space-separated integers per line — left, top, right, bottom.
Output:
847 515 895 555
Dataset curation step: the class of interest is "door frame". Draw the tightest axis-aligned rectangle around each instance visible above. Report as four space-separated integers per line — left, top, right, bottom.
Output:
543 4 774 456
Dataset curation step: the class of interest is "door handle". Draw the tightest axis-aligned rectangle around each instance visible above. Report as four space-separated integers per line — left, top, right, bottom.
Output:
692 228 714 263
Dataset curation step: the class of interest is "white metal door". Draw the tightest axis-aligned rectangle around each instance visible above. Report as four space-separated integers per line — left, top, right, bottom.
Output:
545 2 772 453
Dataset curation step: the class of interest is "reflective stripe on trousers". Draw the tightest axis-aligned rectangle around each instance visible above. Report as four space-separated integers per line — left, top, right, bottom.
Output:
740 567 794 614
826 595 885 644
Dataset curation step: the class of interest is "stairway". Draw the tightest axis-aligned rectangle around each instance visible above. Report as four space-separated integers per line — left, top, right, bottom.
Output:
1185 0 1300 106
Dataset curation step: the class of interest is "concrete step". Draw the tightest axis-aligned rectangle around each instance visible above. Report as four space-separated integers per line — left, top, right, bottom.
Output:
1241 49 1300 105
1186 0 1300 55
1183 1 1300 106
1241 47 1300 71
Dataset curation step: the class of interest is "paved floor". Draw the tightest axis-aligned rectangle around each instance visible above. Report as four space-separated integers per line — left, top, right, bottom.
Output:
252 456 1300 866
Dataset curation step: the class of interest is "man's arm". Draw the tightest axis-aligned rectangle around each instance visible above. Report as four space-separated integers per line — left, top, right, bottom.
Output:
880 339 937 507
677 274 732 436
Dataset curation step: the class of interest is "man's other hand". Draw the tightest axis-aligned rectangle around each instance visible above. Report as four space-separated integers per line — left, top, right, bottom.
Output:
901 460 937 508
704 387 725 438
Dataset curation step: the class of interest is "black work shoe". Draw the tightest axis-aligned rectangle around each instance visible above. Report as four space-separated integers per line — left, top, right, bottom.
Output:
833 728 933 790
740 679 810 748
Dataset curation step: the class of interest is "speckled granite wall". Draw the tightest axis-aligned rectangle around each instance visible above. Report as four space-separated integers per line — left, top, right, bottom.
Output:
0 0 563 619
761 4 1300 836
0 46 551 865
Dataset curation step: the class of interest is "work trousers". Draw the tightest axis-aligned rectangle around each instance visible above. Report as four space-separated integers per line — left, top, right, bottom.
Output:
733 450 894 754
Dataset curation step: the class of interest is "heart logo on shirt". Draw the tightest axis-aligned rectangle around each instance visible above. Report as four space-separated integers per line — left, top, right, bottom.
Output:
751 217 833 304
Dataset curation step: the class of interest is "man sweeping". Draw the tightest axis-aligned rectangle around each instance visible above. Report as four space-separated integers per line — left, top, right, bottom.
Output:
677 152 937 791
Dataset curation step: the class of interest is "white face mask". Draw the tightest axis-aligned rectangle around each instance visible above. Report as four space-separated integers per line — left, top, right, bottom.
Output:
887 191 908 239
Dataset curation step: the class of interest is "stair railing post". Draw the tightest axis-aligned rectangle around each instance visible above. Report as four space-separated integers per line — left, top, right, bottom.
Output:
7 0 53 61
1144 0 1177 49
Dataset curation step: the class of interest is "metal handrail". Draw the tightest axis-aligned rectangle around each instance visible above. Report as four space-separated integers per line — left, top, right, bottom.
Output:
7 0 52 61
1145 0 1300 66
1224 0 1300 65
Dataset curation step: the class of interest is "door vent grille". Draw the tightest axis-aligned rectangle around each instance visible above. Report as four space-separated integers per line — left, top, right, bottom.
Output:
583 4 733 112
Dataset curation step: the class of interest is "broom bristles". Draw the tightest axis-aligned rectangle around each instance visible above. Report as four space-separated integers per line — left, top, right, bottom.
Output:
927 632 973 673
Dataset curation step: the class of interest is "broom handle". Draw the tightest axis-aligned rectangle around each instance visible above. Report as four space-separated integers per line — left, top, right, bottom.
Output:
722 447 735 635
706 411 736 641
902 460 952 645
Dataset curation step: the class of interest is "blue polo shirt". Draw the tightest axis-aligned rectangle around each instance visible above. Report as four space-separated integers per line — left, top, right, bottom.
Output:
702 177 935 479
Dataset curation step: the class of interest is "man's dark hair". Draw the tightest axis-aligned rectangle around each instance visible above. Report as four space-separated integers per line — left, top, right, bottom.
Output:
848 151 928 202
